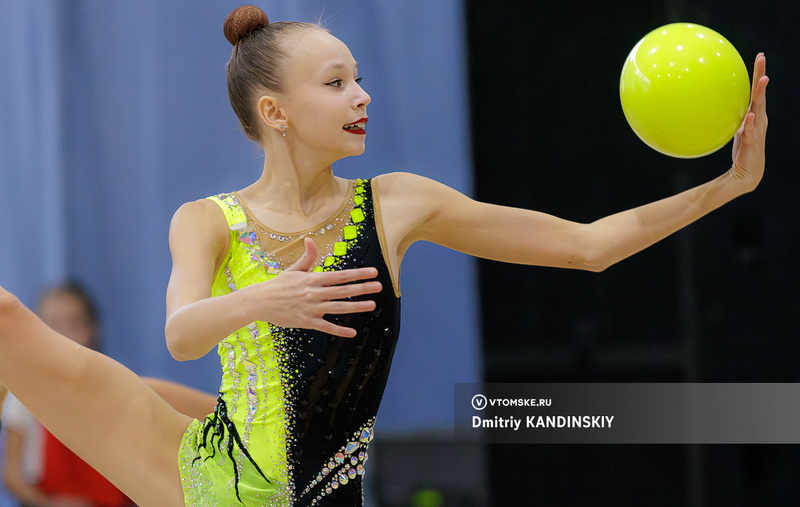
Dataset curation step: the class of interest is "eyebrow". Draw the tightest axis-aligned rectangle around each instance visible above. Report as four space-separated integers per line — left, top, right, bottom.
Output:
321 62 359 72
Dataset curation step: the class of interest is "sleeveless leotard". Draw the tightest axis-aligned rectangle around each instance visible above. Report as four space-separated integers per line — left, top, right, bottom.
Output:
177 179 401 506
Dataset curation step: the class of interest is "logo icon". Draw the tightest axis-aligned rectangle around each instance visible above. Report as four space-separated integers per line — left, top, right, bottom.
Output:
471 394 487 411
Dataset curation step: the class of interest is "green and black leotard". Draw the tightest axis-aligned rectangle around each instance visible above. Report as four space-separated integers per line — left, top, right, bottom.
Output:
178 179 401 506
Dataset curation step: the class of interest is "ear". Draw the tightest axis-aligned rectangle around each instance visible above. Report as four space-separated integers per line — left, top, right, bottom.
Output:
257 95 287 135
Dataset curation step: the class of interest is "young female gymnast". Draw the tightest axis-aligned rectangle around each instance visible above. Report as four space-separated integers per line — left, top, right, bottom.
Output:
0 5 768 506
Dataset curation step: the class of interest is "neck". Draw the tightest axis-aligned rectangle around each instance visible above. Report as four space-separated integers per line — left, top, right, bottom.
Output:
239 145 347 219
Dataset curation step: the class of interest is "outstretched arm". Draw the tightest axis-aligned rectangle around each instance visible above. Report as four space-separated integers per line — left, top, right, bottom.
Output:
380 54 768 272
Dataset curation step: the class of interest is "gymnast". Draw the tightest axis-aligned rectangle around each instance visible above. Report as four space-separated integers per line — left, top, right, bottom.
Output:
0 5 768 506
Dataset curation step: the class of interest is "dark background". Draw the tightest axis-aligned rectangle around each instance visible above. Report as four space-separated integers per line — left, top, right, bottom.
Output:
467 0 800 505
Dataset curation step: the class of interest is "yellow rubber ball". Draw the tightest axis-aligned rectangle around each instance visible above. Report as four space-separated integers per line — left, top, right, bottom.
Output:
620 23 750 158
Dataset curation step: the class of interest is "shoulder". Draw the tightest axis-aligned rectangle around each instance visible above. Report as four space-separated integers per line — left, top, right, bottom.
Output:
371 173 474 245
171 198 227 227
372 172 474 213
168 198 230 249
372 172 457 201
372 171 436 186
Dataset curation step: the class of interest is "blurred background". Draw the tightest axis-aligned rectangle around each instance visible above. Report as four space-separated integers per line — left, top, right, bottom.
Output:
0 0 797 506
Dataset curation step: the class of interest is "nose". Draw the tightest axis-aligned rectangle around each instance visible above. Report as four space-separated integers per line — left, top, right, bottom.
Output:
355 83 371 110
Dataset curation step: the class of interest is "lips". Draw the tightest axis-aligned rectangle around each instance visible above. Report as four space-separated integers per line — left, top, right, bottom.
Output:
343 117 368 135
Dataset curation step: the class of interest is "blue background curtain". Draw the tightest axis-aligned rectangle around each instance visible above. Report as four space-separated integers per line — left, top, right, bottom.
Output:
0 1 477 502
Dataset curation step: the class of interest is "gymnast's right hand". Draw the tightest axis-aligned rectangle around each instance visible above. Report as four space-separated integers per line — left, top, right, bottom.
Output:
243 238 381 337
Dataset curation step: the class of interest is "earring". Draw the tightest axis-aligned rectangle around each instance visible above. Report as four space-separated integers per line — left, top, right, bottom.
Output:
280 125 288 137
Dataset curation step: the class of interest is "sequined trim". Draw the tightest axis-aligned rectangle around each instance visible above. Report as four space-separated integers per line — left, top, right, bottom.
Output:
315 179 367 273
300 419 375 505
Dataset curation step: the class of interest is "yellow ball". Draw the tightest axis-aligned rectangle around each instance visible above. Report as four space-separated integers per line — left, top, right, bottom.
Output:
620 23 750 158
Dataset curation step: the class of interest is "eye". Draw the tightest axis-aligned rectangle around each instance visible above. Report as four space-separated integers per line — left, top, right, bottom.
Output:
325 77 363 88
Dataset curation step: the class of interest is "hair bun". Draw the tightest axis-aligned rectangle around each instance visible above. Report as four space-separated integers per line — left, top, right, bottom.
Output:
224 5 269 46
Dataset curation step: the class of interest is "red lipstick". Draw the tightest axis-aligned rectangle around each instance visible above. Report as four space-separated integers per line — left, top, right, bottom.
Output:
343 117 368 135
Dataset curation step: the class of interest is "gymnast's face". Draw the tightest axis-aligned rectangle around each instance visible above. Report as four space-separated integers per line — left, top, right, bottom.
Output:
38 290 96 348
272 30 371 160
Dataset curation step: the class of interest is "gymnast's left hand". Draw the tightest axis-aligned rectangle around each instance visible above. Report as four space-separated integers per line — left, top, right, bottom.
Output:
730 53 768 192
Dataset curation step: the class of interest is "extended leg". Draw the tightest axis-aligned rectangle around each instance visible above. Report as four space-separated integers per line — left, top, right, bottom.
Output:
0 287 191 506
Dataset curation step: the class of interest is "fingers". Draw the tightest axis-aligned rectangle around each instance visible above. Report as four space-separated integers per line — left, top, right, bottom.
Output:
318 266 380 287
750 53 765 99
303 280 382 338
734 54 767 157
267 265 382 338
317 301 378 338
326 280 383 299
749 54 768 124
323 299 378 315
286 237 317 272
729 56 768 184
315 319 359 338
744 77 768 141
284 240 381 286
753 75 769 122
305 299 377 338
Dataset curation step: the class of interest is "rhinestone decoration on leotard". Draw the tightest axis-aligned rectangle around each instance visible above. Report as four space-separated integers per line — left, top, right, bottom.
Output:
314 179 367 272
237 180 365 273
299 419 375 505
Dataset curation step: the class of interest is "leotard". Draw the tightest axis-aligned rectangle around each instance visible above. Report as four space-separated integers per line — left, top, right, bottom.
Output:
177 179 401 506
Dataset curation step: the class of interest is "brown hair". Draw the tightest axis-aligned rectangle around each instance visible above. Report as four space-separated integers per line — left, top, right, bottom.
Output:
38 281 99 326
38 280 101 351
224 5 322 140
